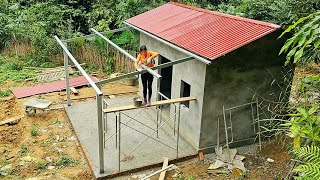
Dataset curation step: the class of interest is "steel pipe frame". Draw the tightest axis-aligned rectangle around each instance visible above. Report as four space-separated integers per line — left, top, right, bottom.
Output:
90 28 161 79
54 36 103 96
55 36 105 173
97 56 194 85
124 22 212 65
62 27 131 43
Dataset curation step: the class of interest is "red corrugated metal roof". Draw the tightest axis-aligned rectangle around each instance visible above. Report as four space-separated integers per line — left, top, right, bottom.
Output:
13 76 99 99
126 2 280 60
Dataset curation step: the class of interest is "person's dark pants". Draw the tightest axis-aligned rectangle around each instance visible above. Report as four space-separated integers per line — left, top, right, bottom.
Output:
141 72 153 99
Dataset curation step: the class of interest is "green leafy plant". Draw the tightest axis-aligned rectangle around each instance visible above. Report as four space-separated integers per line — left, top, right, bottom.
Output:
52 118 61 125
292 145 320 179
279 12 320 65
56 156 78 168
30 124 39 136
282 105 320 149
19 145 28 156
37 161 47 170
301 74 320 93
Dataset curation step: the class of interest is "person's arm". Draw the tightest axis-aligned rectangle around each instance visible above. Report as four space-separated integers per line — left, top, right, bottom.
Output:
134 54 141 71
135 54 141 69
149 51 159 59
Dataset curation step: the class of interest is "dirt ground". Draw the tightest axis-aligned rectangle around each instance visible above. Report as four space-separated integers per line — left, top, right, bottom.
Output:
0 77 138 179
143 139 291 180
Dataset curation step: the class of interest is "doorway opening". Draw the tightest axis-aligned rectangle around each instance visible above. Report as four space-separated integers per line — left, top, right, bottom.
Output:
159 56 173 99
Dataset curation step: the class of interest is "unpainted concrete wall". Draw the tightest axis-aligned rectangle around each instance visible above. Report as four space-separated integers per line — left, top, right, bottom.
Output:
200 30 293 151
140 33 206 149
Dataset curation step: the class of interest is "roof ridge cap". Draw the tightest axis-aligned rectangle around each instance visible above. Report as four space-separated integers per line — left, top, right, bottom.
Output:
168 1 280 29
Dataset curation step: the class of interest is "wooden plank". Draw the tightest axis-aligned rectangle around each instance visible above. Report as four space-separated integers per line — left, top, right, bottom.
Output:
70 87 79 95
103 96 196 113
159 157 169 180
199 151 204 161
0 115 24 126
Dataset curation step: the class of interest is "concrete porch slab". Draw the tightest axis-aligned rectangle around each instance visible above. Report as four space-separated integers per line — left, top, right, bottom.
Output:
65 96 196 179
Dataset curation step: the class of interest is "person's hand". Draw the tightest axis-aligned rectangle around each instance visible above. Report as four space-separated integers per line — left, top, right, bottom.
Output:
147 58 152 65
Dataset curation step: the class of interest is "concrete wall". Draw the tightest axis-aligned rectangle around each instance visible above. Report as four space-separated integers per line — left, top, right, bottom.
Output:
140 33 206 149
199 30 292 151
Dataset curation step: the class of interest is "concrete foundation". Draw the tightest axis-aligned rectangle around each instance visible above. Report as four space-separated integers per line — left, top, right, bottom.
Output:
65 96 196 178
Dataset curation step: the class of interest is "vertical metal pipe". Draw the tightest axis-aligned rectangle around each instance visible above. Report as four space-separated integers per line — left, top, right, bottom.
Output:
256 99 261 151
63 42 71 106
160 99 162 124
174 105 176 136
97 95 104 173
118 112 121 171
223 106 229 149
156 107 159 138
116 113 118 148
176 104 181 158
251 104 256 132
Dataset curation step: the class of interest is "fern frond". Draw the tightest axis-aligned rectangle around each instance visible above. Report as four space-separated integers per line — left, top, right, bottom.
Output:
294 146 320 163
293 163 320 179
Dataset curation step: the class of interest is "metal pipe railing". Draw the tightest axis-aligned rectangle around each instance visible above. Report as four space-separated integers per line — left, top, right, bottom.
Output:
97 56 194 85
124 22 212 65
62 27 131 43
90 28 162 79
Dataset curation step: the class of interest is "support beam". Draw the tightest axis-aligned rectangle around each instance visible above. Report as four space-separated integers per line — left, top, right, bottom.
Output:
54 36 103 96
103 96 196 113
124 22 212 65
97 56 194 85
62 27 130 43
97 94 104 173
90 28 161 79
63 42 71 106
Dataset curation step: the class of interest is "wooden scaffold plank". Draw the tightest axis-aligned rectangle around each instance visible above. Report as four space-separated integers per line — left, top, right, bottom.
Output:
103 96 196 113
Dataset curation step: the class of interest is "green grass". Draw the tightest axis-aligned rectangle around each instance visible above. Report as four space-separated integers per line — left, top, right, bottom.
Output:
0 54 38 84
56 156 78 168
0 89 11 97
52 118 61 125
30 124 39 136
37 161 47 170
19 145 28 156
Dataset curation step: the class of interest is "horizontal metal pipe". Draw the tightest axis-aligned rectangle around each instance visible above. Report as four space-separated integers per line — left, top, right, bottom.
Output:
97 56 194 85
62 27 130 43
124 22 212 65
225 102 256 111
90 28 161 79
54 36 103 96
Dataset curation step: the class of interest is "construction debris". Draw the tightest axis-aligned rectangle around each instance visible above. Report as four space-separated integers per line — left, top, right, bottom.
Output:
70 87 79 95
159 157 169 180
142 164 174 180
267 158 274 163
0 115 24 126
198 151 204 161
208 147 246 175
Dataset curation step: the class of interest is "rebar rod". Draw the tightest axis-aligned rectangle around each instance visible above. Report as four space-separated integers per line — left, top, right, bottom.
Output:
121 111 179 161
120 122 176 150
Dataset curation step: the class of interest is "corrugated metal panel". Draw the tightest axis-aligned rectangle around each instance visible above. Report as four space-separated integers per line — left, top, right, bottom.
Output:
126 2 280 60
13 76 99 99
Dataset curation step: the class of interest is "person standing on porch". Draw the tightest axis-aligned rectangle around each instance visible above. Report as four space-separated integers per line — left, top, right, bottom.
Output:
135 45 159 106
